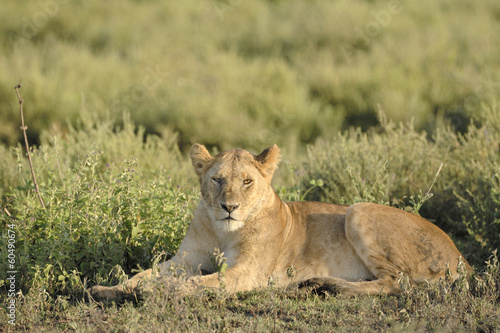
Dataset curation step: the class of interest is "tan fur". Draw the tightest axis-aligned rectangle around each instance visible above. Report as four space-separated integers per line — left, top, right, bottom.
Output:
90 144 472 299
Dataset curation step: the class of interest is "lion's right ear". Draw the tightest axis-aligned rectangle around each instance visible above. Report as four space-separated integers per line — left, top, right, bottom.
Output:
255 144 281 178
190 144 213 177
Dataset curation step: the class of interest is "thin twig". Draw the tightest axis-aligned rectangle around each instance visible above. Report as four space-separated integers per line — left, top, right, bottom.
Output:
4 207 12 217
15 81 46 209
426 162 444 195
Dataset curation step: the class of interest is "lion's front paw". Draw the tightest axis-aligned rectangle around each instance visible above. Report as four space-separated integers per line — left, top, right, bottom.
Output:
88 285 124 300
298 277 342 295
298 277 325 288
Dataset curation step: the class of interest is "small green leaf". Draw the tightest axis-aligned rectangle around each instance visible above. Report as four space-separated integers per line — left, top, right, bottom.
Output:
131 226 139 238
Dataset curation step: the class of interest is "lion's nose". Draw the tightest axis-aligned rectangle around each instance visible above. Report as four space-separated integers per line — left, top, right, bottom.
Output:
221 203 240 213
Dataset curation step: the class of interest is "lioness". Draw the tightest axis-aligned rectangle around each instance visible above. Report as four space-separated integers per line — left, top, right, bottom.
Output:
90 144 471 299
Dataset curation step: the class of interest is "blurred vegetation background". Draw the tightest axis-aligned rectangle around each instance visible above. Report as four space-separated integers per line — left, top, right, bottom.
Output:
1 0 499 150
0 0 499 295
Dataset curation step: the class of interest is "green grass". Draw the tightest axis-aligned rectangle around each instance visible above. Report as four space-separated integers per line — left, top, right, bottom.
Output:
1 259 499 332
1 0 500 331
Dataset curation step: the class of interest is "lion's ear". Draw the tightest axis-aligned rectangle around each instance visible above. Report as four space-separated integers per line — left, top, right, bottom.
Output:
255 144 281 178
190 144 213 177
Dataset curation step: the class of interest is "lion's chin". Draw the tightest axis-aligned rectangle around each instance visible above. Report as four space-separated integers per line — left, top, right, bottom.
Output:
218 219 245 232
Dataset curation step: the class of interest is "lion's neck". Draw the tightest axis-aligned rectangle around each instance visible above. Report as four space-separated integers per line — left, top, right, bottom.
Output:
258 189 291 236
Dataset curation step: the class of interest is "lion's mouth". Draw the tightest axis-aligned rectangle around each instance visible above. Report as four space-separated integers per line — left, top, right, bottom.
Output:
217 215 245 232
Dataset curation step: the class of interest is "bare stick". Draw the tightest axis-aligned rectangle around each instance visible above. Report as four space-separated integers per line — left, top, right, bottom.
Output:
15 81 46 209
426 162 444 196
4 207 12 217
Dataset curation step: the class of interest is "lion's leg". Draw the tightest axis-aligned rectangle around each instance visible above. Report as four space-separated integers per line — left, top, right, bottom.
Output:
339 202 469 296
300 276 400 296
89 259 179 300
89 246 217 300
89 256 213 300
89 268 154 300
345 205 411 276
327 203 417 295
176 265 264 294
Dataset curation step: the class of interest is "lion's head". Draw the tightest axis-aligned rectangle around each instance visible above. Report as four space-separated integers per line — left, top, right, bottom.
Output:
190 144 281 232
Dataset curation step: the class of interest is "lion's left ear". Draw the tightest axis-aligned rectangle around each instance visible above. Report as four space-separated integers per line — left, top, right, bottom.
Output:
190 143 213 177
255 144 281 178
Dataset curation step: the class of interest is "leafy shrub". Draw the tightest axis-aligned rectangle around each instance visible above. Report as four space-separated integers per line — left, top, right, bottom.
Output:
0 117 197 294
0 144 21 199
456 165 500 261
303 114 442 206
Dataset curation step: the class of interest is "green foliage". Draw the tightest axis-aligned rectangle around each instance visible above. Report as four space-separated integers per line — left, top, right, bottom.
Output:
457 169 500 260
0 117 197 294
210 248 228 275
275 161 324 202
0 145 20 199
303 115 439 206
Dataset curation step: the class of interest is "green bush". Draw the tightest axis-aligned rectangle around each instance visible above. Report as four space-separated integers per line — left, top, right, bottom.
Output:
0 144 21 199
0 117 196 294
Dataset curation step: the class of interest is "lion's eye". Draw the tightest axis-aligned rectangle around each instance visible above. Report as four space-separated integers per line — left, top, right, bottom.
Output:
243 179 253 186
